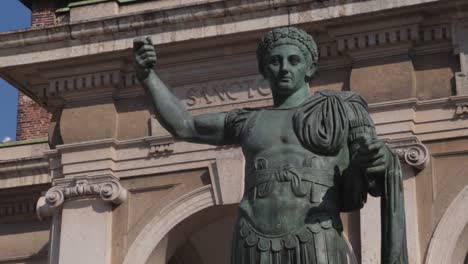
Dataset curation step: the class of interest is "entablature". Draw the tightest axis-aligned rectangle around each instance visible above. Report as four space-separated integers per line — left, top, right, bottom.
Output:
0 0 464 109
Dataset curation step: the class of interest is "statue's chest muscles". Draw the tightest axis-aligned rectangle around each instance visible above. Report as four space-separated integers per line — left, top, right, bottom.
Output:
241 109 300 151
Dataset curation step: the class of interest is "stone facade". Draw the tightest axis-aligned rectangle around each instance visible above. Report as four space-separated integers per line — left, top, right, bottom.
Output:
1 0 468 263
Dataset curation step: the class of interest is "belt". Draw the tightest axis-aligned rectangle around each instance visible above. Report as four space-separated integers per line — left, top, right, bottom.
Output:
245 164 336 199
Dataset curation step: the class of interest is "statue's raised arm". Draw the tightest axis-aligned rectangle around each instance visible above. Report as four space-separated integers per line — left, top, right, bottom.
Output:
133 37 228 145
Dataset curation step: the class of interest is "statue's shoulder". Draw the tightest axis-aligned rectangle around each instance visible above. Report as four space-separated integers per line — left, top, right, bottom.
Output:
225 107 258 118
225 107 258 127
224 107 259 143
313 90 366 103
308 90 368 110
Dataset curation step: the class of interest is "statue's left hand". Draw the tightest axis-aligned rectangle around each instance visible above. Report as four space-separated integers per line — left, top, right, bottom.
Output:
354 136 392 175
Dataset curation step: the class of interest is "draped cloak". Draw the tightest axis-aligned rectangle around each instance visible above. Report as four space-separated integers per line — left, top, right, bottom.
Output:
226 90 408 264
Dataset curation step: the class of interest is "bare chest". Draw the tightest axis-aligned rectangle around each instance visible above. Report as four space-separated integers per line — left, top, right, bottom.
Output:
241 109 302 151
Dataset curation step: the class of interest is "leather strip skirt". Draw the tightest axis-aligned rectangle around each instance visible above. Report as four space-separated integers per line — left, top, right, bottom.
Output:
231 215 347 264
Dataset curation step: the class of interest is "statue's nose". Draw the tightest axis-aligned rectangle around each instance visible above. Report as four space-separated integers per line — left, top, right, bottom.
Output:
280 61 293 74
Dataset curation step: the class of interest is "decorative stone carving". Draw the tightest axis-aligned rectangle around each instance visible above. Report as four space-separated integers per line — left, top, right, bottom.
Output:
0 185 50 223
386 136 430 170
336 23 450 53
0 198 37 223
336 25 419 53
36 175 127 220
146 117 175 156
455 102 468 117
43 70 121 98
318 42 339 59
419 24 451 43
146 137 174 156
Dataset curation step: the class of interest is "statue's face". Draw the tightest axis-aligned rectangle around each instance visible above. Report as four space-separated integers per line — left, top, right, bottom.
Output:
264 44 310 95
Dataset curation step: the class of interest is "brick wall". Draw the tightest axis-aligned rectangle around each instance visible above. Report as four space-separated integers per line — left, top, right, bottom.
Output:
31 0 58 27
16 0 59 141
16 93 51 141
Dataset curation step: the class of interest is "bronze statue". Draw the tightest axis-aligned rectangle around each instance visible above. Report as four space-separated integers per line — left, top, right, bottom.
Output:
134 27 408 264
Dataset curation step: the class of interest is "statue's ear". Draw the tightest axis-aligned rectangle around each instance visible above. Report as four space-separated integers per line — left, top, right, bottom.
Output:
306 63 317 81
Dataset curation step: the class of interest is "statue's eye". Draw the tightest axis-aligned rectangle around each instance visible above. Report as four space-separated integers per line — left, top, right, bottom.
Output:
269 56 280 66
289 56 301 65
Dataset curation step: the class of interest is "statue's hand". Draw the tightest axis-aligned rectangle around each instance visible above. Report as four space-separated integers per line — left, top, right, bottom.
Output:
354 136 392 175
133 36 157 80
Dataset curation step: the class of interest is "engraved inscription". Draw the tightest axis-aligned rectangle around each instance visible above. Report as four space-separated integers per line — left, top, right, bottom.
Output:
173 75 271 109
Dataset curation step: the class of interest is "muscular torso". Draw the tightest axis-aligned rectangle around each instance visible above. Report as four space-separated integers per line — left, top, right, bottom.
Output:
242 109 307 169
238 109 349 235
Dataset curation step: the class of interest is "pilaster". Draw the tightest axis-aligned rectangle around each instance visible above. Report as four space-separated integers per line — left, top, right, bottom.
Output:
36 175 127 264
360 136 429 264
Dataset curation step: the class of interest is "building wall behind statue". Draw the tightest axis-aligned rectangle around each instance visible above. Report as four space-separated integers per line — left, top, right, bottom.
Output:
0 142 51 263
2 0 468 263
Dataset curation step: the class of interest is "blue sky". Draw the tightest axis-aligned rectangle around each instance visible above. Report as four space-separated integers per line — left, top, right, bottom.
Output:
0 0 31 141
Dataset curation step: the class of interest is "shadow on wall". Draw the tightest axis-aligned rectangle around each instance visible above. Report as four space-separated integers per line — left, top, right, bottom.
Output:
147 204 238 264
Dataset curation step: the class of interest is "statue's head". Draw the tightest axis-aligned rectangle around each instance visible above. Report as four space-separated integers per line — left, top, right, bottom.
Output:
257 27 318 95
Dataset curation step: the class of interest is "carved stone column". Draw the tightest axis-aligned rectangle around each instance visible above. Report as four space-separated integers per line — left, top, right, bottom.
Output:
360 136 429 264
36 175 127 264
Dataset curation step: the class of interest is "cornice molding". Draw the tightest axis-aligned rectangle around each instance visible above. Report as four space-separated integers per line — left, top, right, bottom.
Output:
0 2 462 109
12 21 456 107
36 175 127 220
0 156 49 174
0 0 446 49
0 156 50 189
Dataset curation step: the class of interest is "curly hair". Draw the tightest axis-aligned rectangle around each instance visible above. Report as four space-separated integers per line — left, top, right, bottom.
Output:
257 27 319 77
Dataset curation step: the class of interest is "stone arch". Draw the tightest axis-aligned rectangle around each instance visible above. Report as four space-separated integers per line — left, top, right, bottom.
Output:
344 234 359 264
123 185 215 264
426 184 468 264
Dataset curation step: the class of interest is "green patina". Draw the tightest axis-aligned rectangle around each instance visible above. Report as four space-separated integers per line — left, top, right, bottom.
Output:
133 27 408 264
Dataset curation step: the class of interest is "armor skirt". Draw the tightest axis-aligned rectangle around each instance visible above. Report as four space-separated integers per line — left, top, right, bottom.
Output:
231 215 348 264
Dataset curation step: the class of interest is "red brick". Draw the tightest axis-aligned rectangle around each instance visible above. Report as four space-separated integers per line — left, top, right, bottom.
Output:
30 0 60 28
16 92 51 141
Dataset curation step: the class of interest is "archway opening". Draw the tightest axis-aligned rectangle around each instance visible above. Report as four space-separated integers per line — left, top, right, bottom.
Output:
146 204 238 264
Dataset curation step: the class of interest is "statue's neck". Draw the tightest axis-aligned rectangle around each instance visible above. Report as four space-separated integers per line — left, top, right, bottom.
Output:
272 85 310 108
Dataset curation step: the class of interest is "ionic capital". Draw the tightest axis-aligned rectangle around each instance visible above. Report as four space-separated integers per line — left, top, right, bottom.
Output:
37 175 127 220
386 136 430 170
